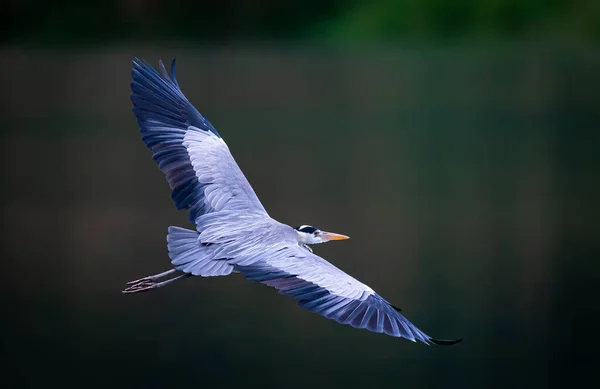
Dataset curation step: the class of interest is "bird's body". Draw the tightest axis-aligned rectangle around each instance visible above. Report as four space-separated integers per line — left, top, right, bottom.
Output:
124 58 460 346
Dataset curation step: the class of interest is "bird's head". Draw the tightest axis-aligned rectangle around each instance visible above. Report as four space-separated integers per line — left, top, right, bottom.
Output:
294 225 350 245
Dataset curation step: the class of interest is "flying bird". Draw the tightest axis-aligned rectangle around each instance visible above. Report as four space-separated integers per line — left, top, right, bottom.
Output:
124 58 461 346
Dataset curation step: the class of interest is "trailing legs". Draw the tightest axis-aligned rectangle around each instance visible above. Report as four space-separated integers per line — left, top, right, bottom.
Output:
122 268 192 294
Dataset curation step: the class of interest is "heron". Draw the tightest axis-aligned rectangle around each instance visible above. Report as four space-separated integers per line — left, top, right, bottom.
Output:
124 58 461 346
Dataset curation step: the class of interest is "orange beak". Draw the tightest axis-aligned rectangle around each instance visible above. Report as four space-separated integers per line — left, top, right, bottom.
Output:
321 231 350 241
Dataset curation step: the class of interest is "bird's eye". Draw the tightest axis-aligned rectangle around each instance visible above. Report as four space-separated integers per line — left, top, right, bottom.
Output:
314 231 319 236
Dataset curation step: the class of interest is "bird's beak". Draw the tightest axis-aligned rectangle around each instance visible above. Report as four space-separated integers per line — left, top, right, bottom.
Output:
321 231 350 241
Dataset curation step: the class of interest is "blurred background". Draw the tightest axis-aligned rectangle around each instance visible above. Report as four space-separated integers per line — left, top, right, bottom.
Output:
2 1 599 388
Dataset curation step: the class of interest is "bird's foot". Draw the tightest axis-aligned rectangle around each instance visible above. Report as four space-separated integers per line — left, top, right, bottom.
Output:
122 277 158 294
122 269 178 294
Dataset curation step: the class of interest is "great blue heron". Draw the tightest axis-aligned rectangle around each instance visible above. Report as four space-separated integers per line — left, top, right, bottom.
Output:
124 58 461 346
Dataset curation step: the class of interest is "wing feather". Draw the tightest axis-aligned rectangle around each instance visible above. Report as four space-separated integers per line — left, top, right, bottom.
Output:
131 58 267 223
233 243 460 345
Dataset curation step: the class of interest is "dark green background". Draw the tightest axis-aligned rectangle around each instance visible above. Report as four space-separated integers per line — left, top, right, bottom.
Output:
2 1 598 388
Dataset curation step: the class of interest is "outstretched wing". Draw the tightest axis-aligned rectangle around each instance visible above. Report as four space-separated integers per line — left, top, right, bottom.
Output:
237 245 460 345
130 58 268 224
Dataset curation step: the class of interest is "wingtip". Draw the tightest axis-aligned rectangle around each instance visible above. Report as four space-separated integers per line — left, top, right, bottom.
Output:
132 56 146 68
133 57 178 87
430 337 463 346
171 58 179 87
158 59 170 80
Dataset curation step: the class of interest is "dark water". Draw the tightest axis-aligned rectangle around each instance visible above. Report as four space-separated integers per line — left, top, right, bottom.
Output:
2 46 598 388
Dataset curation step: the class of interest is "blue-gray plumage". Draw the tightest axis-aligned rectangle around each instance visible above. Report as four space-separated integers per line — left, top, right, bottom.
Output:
124 58 461 346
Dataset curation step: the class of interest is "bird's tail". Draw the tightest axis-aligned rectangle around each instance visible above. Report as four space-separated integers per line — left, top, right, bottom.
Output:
167 226 234 276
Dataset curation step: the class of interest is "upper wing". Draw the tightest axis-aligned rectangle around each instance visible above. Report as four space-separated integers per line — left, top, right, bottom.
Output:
237 245 461 346
130 58 268 223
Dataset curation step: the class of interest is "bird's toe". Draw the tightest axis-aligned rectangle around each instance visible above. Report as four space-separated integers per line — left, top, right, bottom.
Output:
122 279 156 294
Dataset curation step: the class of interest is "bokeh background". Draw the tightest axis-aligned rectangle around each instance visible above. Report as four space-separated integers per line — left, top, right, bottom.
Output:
2 1 599 388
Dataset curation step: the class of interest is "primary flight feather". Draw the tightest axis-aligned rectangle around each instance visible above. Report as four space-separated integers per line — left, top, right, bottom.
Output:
124 58 461 346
